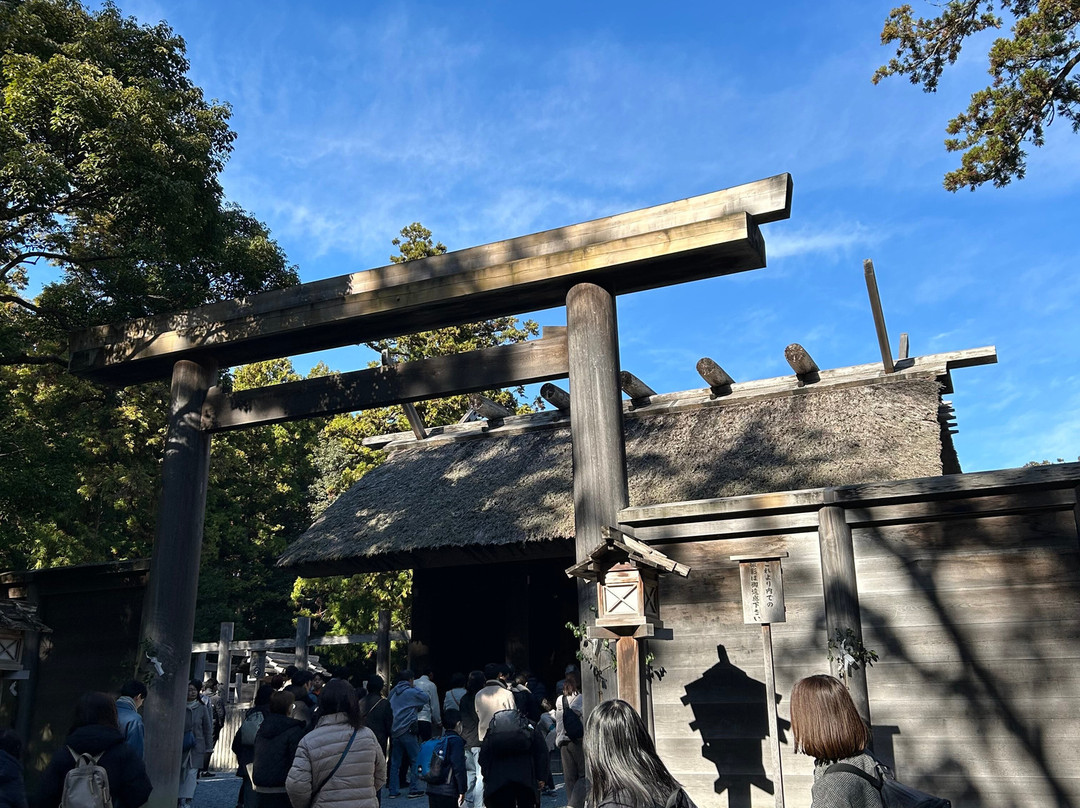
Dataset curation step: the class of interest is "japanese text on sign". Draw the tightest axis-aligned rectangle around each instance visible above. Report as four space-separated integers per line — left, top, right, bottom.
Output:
738 559 786 624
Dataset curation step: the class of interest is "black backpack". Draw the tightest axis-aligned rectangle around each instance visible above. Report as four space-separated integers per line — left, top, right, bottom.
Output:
561 696 583 741
825 762 951 807
484 709 535 756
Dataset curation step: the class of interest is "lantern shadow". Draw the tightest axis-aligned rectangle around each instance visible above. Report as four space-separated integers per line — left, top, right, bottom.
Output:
681 644 789 808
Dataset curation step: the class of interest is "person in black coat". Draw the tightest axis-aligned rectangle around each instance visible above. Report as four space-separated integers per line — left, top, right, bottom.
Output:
0 729 27 808
359 675 392 759
36 692 153 808
478 714 549 808
252 690 306 808
232 684 273 808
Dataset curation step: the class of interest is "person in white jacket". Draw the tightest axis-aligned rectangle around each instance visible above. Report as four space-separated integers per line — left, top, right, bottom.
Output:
414 668 441 740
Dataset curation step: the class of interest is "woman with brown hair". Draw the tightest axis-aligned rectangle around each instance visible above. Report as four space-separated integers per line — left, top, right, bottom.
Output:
789 674 880 808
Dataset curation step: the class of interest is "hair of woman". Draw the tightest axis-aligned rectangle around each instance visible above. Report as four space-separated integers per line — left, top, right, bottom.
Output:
318 678 360 729
254 684 274 707
269 690 295 717
465 670 485 695
72 692 120 732
449 671 467 690
584 699 679 808
562 671 580 696
789 674 871 762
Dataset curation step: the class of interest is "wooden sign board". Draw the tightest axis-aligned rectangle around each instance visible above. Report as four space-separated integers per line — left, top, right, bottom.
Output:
737 559 786 624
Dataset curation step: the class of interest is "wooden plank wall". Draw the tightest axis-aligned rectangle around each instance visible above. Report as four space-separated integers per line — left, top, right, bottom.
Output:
644 484 1080 808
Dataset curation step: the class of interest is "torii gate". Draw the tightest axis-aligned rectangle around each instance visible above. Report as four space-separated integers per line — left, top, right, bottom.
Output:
68 173 792 808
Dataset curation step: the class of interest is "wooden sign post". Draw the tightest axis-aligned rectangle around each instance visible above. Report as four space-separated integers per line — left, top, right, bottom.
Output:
732 553 788 808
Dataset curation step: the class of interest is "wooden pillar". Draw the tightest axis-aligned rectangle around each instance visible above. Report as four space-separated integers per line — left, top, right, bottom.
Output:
1073 485 1080 548
191 653 207 682
377 609 391 689
216 622 234 692
817 504 872 728
140 358 216 808
295 616 311 670
567 283 629 714
615 637 642 715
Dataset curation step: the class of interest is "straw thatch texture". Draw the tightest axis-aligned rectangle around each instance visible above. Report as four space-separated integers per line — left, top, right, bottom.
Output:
279 378 947 575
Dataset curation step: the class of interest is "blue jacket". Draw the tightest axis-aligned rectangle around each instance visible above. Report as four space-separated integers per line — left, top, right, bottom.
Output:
388 681 429 739
116 697 144 759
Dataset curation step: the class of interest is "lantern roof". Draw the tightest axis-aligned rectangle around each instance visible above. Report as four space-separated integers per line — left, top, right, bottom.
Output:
565 525 691 582
0 600 50 633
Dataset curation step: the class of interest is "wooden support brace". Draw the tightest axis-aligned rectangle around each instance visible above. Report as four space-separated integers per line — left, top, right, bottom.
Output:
382 350 427 440
696 357 734 395
619 371 656 404
468 394 512 421
541 383 571 412
784 343 819 383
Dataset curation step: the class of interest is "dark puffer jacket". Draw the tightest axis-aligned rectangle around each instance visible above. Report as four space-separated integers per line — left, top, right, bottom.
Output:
252 714 306 788
36 724 152 808
0 750 27 808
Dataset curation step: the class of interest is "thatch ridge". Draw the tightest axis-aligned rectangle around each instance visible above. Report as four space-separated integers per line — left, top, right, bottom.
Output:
279 376 949 575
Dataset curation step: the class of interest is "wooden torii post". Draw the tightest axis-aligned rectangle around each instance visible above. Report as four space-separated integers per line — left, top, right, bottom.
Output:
67 174 792 807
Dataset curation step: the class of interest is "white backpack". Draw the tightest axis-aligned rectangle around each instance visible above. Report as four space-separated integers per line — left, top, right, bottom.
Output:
60 747 113 808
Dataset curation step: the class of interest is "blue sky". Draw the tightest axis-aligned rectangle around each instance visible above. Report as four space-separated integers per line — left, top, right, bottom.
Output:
113 1 1079 471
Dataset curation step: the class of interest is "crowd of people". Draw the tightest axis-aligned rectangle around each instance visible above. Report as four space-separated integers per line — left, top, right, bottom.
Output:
0 669 891 808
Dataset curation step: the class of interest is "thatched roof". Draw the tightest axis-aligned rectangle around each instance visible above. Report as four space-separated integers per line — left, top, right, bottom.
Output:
280 370 956 577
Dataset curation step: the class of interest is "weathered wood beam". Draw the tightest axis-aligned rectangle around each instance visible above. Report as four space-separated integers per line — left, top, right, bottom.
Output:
381 350 427 440
201 334 567 432
468 394 512 421
540 383 571 412
567 282 629 716
818 506 872 727
696 357 734 395
784 343 819 382
863 259 895 373
620 371 656 404
141 359 216 808
70 174 793 385
190 630 411 654
898 332 910 361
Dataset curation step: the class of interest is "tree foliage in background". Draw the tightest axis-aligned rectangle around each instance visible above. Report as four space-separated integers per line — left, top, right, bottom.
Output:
0 0 297 602
0 0 297 369
874 1 1080 190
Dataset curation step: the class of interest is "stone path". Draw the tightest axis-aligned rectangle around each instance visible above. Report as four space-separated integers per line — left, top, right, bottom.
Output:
192 773 568 808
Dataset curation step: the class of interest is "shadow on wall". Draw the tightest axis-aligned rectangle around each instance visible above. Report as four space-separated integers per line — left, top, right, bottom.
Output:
682 645 789 808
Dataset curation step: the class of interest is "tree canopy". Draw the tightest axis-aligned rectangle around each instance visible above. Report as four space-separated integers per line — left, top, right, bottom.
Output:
0 0 297 368
874 1 1080 190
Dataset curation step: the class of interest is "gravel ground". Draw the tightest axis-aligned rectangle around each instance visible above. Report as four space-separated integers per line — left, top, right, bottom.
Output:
192 773 569 808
